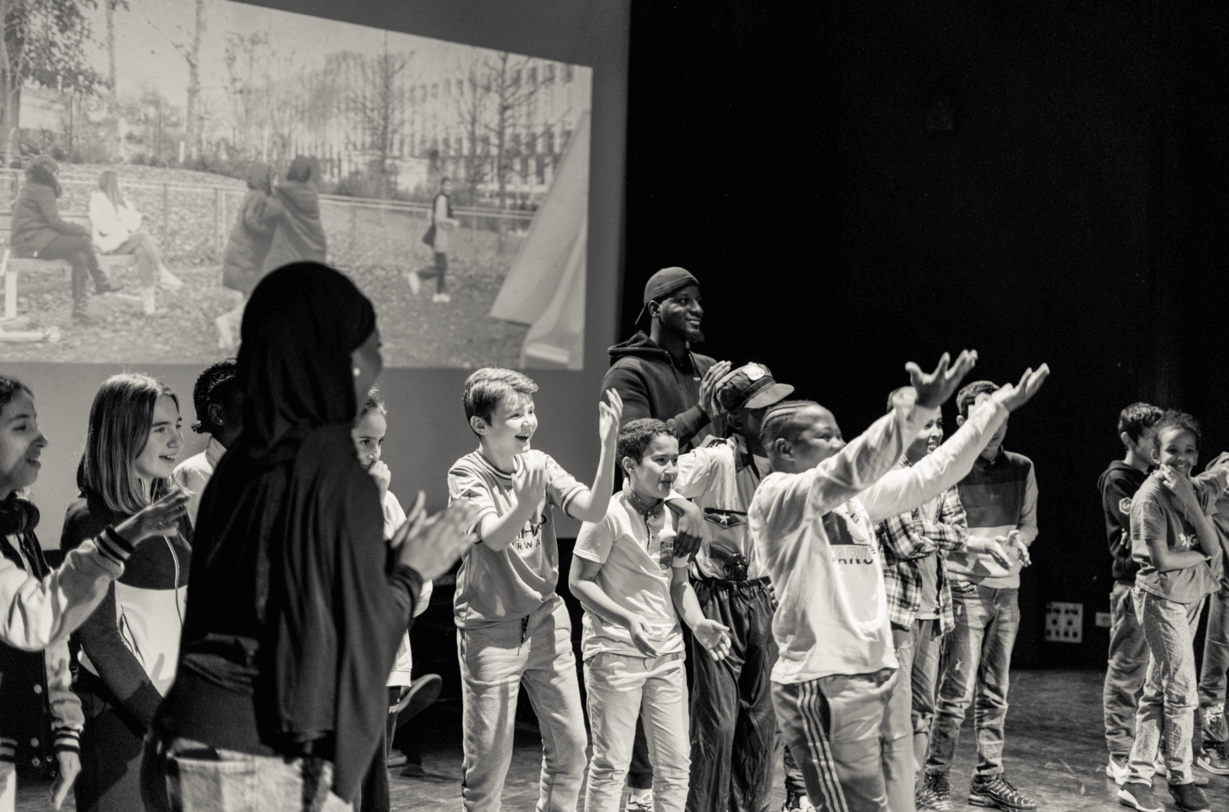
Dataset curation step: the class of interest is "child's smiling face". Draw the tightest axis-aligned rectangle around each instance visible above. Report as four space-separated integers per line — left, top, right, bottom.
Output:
1154 426 1199 477
0 391 47 498
625 434 679 502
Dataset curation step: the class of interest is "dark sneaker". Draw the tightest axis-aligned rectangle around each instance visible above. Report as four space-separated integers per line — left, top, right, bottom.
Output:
1168 780 1211 812
779 795 813 812
95 280 125 295
393 673 442 729
916 771 954 812
1196 740 1229 775
1117 782 1163 812
968 773 1037 811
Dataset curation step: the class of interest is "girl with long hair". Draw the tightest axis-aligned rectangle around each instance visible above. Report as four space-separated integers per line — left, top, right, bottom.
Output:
88 170 182 315
62 374 192 812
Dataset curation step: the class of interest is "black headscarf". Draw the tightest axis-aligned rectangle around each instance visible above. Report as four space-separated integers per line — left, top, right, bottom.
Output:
179 262 402 801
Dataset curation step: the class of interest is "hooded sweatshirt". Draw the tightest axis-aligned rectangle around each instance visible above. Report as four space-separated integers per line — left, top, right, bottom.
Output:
152 263 421 803
1098 459 1150 584
222 162 282 293
263 156 328 273
10 157 89 257
601 330 719 451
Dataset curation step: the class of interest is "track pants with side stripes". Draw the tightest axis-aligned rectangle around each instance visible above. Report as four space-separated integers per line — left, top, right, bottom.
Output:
771 668 913 812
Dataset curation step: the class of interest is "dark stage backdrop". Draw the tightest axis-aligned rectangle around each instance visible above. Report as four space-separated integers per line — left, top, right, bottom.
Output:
624 1 1229 667
10 0 629 544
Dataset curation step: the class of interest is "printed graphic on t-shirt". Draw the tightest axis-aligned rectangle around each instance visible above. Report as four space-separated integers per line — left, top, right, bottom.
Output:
823 503 876 567
514 502 548 552
1177 532 1195 550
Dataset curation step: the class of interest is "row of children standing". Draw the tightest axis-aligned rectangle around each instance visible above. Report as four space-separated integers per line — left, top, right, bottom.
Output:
1100 404 1229 812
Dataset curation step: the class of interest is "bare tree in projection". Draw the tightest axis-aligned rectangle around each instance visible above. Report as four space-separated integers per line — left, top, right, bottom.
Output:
453 50 492 209
349 36 411 198
0 0 108 166
147 0 207 161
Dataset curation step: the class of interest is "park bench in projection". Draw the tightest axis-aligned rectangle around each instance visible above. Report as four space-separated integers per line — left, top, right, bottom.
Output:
0 211 143 341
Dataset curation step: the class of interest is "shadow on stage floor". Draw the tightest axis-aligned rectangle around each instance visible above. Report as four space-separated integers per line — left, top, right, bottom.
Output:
15 669 1229 810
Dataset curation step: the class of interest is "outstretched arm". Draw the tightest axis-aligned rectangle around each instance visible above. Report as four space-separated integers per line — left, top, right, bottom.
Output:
559 390 623 522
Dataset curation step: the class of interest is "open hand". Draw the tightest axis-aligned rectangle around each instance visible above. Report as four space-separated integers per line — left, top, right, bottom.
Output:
513 450 548 509
988 365 1051 413
50 750 80 809
395 499 480 580
973 536 1013 569
114 488 191 544
627 615 658 658
598 389 624 449
1007 530 1032 567
906 351 978 410
693 618 733 661
665 498 705 559
699 360 733 419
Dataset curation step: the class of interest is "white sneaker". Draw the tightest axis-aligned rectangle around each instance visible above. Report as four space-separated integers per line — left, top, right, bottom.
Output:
405 271 421 295
142 289 156 316
159 267 184 290
432 292 451 303
1107 755 1129 785
625 791 652 812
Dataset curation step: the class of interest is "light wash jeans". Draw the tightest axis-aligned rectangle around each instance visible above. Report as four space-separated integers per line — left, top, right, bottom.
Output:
458 595 587 812
1126 589 1205 786
1104 581 1149 757
140 733 352 812
583 651 690 812
892 617 941 781
926 582 1019 778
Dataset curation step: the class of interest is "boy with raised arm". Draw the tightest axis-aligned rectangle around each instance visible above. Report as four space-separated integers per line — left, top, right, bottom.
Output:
749 355 1048 812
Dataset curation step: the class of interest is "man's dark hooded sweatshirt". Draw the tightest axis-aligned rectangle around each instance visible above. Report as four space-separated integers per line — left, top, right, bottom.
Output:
263 156 328 273
602 330 718 451
151 262 422 803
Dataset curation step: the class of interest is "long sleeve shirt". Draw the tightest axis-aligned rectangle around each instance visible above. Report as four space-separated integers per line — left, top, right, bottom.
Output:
945 449 1039 589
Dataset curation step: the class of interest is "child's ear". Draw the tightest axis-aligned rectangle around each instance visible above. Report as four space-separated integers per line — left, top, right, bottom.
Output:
1120 431 1133 449
773 437 790 459
620 456 634 477
956 415 965 427
208 402 226 427
470 416 487 435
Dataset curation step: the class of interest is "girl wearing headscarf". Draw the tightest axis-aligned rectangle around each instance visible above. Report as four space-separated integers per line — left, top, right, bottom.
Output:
262 156 328 274
142 262 476 812
89 170 182 316
10 156 121 324
216 161 282 352
0 375 188 812
61 374 193 812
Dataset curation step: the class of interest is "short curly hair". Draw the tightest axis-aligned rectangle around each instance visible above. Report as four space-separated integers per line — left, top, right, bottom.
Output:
1118 402 1163 444
1152 409 1201 454
617 418 676 465
191 358 238 434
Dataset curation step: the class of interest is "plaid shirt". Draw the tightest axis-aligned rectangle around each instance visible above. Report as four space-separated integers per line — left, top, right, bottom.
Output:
878 458 969 636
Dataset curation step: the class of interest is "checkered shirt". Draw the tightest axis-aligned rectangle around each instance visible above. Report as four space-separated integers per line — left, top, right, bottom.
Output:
878 459 969 635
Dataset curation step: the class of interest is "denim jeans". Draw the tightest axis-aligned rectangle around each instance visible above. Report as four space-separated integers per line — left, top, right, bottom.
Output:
458 595 587 812
1127 589 1205 786
773 668 911 812
140 733 353 812
925 583 1019 778
1104 581 1149 757
583 652 690 812
687 577 777 812
1199 585 1229 743
891 617 940 781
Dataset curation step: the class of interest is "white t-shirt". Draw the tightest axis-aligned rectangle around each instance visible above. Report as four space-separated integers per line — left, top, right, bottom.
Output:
382 490 432 687
573 489 691 660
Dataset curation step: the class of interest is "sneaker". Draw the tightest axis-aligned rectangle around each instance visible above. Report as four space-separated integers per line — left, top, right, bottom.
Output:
1196 740 1229 775
1156 758 1210 785
780 794 813 812
159 267 184 289
405 270 421 295
1107 755 1130 785
916 771 954 812
625 791 652 812
1168 780 1211 812
1117 782 1164 812
386 748 408 768
968 773 1037 811
72 307 97 326
95 280 124 295
432 292 451 303
393 674 442 729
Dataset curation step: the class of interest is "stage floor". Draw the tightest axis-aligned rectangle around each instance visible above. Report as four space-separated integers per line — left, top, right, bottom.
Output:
16 669 1229 810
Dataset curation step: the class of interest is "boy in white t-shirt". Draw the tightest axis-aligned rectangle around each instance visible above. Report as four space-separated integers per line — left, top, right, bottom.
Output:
748 355 1048 811
570 418 733 812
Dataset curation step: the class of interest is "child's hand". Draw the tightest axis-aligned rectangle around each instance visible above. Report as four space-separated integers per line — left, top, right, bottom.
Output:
513 451 548 509
368 460 392 501
665 498 705 559
396 499 480 580
699 360 732 418
627 615 658 658
692 618 733 661
970 536 1013 568
905 350 978 410
988 365 1051 414
598 389 624 449
1158 464 1198 507
50 750 80 809
1007 530 1032 567
114 488 191 544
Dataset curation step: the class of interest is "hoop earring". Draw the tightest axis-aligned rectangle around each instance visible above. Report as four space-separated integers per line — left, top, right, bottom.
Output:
353 368 362 377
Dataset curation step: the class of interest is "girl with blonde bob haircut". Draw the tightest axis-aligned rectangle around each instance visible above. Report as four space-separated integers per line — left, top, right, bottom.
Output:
62 373 192 812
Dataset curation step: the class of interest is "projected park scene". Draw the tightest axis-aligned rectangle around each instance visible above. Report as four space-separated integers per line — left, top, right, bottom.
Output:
0 0 592 369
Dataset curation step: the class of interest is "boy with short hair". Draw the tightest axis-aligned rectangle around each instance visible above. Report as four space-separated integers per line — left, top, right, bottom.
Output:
447 368 624 812
172 358 242 527
922 381 1039 812
570 418 733 812
749 354 1048 812
1098 402 1163 785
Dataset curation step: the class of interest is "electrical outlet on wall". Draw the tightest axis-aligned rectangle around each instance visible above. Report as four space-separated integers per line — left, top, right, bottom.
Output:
1095 611 1112 628
1045 601 1083 643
